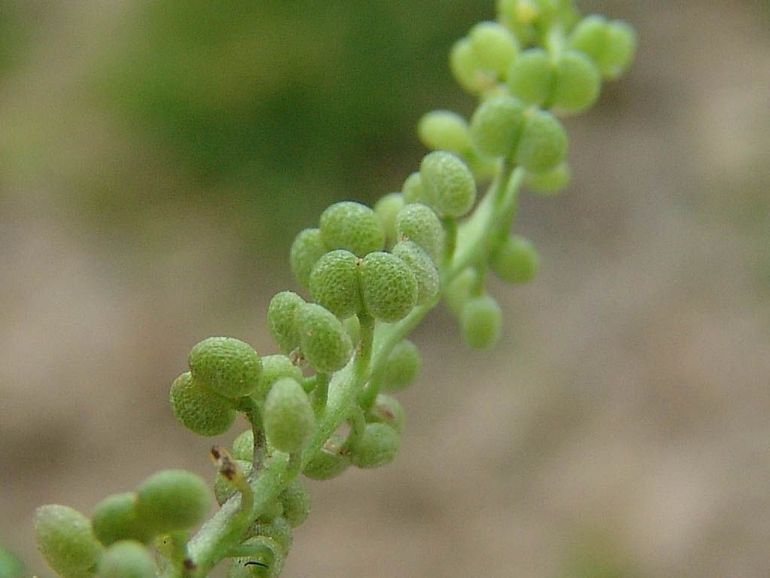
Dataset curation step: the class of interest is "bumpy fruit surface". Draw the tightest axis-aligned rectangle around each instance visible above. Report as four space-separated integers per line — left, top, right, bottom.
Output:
570 15 637 80
309 249 362 319
296 303 353 372
506 48 552 107
381 339 421 392
392 241 440 305
279 480 311 528
263 377 315 454
461 294 503 349
302 435 351 480
170 371 235 436
419 151 477 218
490 235 539 283
359 252 418 322
35 505 102 578
289 228 326 289
470 96 525 158
267 291 305 354
96 541 155 578
350 423 401 469
253 355 303 402
91 493 151 547
515 110 567 174
135 470 209 534
232 429 255 461
188 337 262 399
319 201 385 257
395 203 443 260
401 172 425 204
374 192 405 246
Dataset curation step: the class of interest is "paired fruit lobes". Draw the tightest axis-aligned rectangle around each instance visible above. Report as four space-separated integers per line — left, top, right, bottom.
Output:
263 377 315 454
35 504 103 578
461 294 503 350
96 541 156 578
381 339 421 392
170 371 235 437
419 151 477 218
135 469 210 535
188 337 262 399
319 201 385 257
350 423 401 469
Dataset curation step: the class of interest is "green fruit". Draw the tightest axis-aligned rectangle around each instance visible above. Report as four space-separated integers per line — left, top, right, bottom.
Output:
35 505 103 578
469 96 526 158
359 252 418 322
401 172 425 204
263 377 315 454
135 470 210 534
188 337 262 399
460 295 503 349
296 303 353 372
279 480 311 528
350 423 401 469
419 151 477 218
170 371 235 436
570 15 637 80
515 110 567 174
506 48 553 108
469 21 519 78
526 162 571 194
96 541 155 578
302 435 351 480
367 394 405 433
308 249 362 319
91 493 151 547
319 201 385 257
417 110 471 153
444 268 480 317
249 517 293 556
551 50 601 114
449 37 489 94
392 241 439 305
381 339 421 392
491 235 539 283
374 192 405 246
253 355 303 402
267 291 305 354
289 228 326 289
395 203 444 260
232 428 255 461
214 460 253 506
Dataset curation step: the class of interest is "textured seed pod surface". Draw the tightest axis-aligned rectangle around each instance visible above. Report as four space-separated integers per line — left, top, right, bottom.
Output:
297 303 353 372
319 201 385 257
188 337 262 399
267 291 305 354
309 249 362 319
170 371 235 436
135 470 210 534
263 377 316 454
359 252 418 322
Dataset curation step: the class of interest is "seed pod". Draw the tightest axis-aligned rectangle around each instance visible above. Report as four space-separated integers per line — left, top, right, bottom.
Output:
309 249 362 319
569 15 637 80
302 434 351 480
231 429 255 461
468 21 519 78
289 228 326 289
213 460 253 506
374 192 405 246
279 480 311 528
188 337 262 399
419 151 477 218
35 504 103 578
350 423 401 469
491 235 539 283
96 541 155 578
359 252 417 322
551 50 601 114
296 303 353 372
469 95 526 158
460 294 503 349
170 372 235 436
263 377 315 454
395 203 444 260
267 291 305 354
417 110 471 153
253 355 303 403
392 241 439 305
91 493 152 547
367 394 405 433
515 110 567 174
381 339 421 392
135 470 210 534
526 162 571 195
444 267 480 317
449 37 489 94
401 172 425 204
507 48 553 108
319 201 385 257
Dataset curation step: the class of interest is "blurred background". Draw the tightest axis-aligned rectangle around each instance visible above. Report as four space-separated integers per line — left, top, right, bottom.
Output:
1 0 769 576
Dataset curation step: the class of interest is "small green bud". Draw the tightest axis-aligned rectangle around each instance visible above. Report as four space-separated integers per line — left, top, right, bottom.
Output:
296 303 353 372
135 469 210 534
569 15 637 80
289 228 326 289
267 291 305 354
381 339 421 392
449 38 492 94
469 96 525 158
491 235 539 283
506 48 553 108
469 21 519 78
515 110 567 174
444 267 480 317
253 354 303 403
263 377 315 454
395 203 444 260
302 434 351 480
309 249 362 319
551 50 601 114
96 541 155 578
401 172 425 204
35 505 103 578
461 294 503 349
232 429 255 461
170 372 235 437
419 151 477 218
374 192 405 246
417 110 471 153
279 480 311 528
350 423 401 469
359 252 418 322
213 460 253 506
91 493 151 547
367 394 405 433
391 241 439 305
188 337 262 399
526 162 571 195
319 201 385 257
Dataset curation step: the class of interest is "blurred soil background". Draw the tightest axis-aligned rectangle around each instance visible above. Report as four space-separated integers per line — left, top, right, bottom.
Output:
1 0 769 576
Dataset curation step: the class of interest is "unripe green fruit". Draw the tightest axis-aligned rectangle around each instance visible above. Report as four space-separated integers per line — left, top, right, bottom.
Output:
417 110 472 153
526 162 571 195
444 267 480 317
469 96 525 158
450 38 490 94
319 201 385 257
359 252 418 322
296 303 353 372
368 394 405 433
170 372 235 436
506 48 553 108
263 377 315 454
469 21 519 78
381 339 421 392
214 460 254 506
551 50 601 114
302 434 351 480
392 241 439 305
188 337 262 399
35 505 103 578
374 192 405 246
267 291 305 354
249 517 293 556
350 423 401 469
279 480 311 528
289 228 326 289
461 294 503 349
91 493 151 547
491 235 539 283
395 203 443 260
419 151 477 218
309 249 362 319
401 172 425 204
253 354 303 403
96 541 155 578
232 429 255 461
570 15 637 80
515 110 567 174
135 470 210 534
